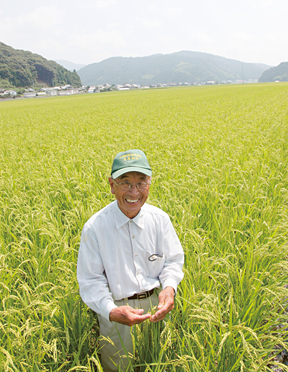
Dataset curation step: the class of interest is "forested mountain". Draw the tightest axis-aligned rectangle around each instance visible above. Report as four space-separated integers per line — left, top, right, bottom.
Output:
78 51 270 86
0 42 82 89
258 62 288 82
55 60 86 72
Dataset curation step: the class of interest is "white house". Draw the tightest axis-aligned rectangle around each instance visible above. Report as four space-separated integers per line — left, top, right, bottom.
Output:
5 90 17 96
24 92 36 98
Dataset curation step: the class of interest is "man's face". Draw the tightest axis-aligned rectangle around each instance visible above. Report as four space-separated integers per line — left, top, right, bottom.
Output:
109 171 151 219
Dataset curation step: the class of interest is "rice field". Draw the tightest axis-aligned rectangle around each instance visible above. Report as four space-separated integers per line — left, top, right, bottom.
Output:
0 83 288 371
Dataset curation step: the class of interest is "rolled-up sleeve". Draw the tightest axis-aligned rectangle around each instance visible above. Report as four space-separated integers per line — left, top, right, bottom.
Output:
77 224 117 321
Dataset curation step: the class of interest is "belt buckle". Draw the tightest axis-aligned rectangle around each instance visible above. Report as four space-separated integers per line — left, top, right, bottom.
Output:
138 293 147 300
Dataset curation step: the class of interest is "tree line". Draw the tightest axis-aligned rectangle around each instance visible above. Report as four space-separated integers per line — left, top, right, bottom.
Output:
0 42 81 90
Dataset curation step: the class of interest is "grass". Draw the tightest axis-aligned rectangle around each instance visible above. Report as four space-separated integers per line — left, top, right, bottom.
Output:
0 83 288 371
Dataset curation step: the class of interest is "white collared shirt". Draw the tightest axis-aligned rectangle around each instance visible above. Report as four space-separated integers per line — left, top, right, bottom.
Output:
77 201 184 321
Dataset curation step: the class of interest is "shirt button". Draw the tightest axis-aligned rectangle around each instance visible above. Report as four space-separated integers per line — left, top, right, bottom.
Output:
129 220 132 223
132 235 135 239
135 253 138 256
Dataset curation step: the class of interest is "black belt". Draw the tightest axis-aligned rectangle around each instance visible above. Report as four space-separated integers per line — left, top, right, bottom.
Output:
127 288 154 300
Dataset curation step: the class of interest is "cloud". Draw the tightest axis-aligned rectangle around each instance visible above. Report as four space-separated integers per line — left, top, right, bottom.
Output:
136 17 162 28
228 31 287 45
2 6 63 31
189 33 213 44
2 0 287 67
164 7 184 16
94 0 118 9
203 30 288 65
69 30 126 48
51 30 128 63
0 5 65 58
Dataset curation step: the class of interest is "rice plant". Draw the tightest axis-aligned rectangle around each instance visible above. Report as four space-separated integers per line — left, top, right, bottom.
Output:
0 83 288 371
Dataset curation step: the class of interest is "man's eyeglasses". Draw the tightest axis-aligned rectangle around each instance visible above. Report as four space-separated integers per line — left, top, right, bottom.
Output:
113 179 150 191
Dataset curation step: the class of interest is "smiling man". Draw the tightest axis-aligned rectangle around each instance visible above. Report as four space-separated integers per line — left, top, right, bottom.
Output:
77 149 184 371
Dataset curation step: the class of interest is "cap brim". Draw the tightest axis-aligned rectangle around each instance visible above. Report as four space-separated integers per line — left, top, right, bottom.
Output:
112 167 152 179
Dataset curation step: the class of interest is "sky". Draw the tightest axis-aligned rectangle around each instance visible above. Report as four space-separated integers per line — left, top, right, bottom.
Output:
1 0 288 67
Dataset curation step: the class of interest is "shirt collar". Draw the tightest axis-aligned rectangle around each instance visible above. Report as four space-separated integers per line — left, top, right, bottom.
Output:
133 207 145 229
114 201 145 229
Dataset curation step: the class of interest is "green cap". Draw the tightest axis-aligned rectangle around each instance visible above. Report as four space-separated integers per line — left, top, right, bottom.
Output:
111 149 152 179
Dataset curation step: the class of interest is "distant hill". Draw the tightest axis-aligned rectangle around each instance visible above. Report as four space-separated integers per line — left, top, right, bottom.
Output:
55 60 86 72
77 51 271 86
0 42 82 89
258 62 288 82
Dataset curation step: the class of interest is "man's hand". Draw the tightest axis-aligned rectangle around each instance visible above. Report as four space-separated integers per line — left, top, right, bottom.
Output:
150 286 175 323
109 306 151 326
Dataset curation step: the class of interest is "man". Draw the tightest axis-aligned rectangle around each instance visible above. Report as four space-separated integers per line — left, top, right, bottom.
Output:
77 149 184 371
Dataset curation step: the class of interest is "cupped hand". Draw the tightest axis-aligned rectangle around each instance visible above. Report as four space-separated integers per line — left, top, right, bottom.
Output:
150 286 175 323
109 305 151 326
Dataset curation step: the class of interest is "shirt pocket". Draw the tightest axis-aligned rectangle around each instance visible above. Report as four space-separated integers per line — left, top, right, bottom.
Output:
148 254 165 278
